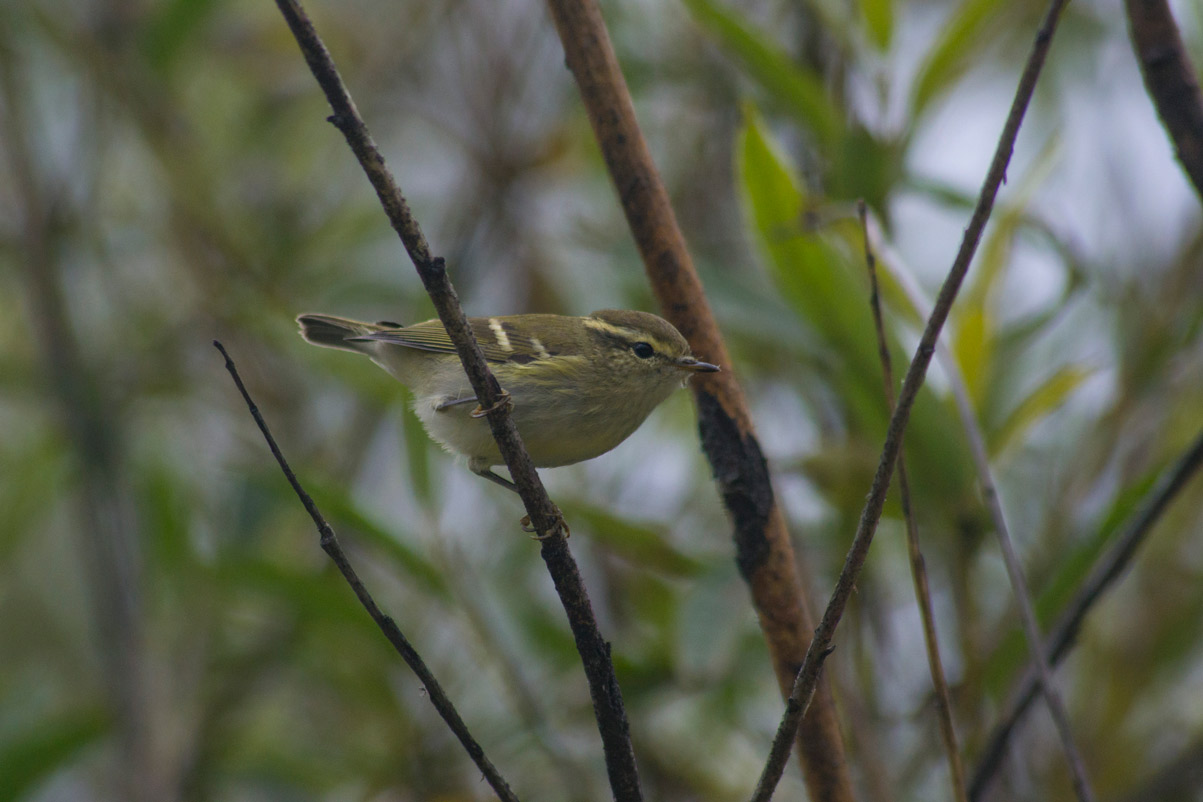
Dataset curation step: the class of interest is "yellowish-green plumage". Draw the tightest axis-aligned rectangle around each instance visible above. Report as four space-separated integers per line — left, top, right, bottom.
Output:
296 310 718 489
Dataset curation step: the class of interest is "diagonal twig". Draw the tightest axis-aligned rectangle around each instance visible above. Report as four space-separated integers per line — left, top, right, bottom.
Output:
1125 0 1203 199
214 341 520 802
947 346 1096 802
541 1 854 798
859 202 969 802
749 0 1074 797
873 210 1098 802
269 2 642 799
969 423 1203 800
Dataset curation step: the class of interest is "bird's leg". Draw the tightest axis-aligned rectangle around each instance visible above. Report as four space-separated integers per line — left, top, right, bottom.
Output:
471 464 521 493
434 396 477 412
470 463 569 539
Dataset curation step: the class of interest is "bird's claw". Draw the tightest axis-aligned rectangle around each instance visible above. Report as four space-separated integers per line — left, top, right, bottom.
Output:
521 509 570 540
470 390 512 419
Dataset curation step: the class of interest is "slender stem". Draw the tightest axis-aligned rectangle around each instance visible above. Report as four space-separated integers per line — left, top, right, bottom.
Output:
438 549 594 802
880 222 1101 802
1125 0 1203 199
542 1 854 798
749 0 1072 797
268 2 642 798
215 342 520 802
969 423 1203 800
859 203 969 802
948 360 1096 802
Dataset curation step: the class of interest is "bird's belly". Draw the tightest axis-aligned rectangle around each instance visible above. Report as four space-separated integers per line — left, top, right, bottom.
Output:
413 391 649 469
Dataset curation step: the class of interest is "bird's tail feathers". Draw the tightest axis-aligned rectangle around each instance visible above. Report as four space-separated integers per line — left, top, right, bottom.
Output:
296 314 381 355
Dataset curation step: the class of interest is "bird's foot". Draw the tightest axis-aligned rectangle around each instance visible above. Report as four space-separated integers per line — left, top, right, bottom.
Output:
521 508 570 540
470 390 512 419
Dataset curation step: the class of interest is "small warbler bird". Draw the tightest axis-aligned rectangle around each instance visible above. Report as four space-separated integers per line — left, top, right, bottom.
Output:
297 309 719 491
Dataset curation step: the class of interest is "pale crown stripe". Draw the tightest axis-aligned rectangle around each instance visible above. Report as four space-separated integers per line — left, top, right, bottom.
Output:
488 318 513 351
583 317 635 339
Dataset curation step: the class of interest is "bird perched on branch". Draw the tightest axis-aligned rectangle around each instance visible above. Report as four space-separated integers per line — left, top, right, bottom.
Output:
297 309 718 492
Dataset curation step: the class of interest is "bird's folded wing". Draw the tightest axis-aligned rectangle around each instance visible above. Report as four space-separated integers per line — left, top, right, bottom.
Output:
350 318 553 365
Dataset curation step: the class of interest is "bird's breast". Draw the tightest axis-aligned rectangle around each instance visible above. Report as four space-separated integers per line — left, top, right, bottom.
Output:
412 373 678 469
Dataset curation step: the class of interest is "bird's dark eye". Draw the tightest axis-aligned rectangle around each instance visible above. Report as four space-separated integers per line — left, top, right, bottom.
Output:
632 342 654 359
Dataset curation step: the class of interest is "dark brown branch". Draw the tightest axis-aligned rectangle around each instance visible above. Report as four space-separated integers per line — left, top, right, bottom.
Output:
214 341 520 802
541 1 854 799
750 0 1073 797
269 2 642 799
859 203 968 802
1125 0 1203 199
969 423 1203 801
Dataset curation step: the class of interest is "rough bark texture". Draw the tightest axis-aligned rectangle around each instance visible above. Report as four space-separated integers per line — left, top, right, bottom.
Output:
750 0 1075 794
1126 0 1203 199
274 2 643 798
543 1 855 799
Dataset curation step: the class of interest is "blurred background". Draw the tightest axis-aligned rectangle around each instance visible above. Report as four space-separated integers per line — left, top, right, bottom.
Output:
3 0 1203 799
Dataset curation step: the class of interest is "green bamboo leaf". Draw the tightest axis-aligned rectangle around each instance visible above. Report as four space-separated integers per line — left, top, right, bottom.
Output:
989 366 1092 456
563 502 705 577
303 479 451 599
738 104 806 229
911 0 1008 114
682 0 843 146
861 0 894 50
0 708 109 800
141 0 219 69
955 134 1061 411
736 107 855 342
737 106 888 431
217 550 388 646
738 106 978 507
952 205 1018 407
1041 471 1157 626
981 468 1161 695
960 135 1061 313
0 438 66 560
954 307 991 406
249 472 450 598
139 462 193 573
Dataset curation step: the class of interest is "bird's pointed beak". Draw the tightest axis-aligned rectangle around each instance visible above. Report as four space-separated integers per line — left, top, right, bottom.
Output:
675 356 720 373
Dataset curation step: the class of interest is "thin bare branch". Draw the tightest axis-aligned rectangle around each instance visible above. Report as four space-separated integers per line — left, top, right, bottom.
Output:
1125 0 1203 199
269 2 642 798
970 424 1203 800
859 202 969 802
947 355 1095 802
214 341 521 802
436 547 593 802
869 210 1100 802
749 0 1073 796
541 1 854 798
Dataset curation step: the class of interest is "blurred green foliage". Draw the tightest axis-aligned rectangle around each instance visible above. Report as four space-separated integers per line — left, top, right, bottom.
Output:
3 0 1203 800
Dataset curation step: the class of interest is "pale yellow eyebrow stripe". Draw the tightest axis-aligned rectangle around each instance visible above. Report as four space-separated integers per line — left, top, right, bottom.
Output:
582 317 630 338
584 317 667 349
488 318 513 351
